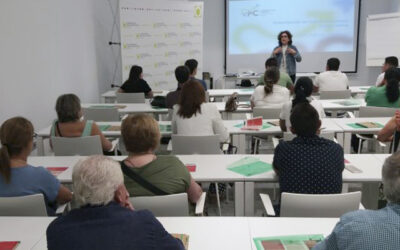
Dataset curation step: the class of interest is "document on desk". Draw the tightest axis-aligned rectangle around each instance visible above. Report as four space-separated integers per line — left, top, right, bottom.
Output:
171 234 189 250
333 99 362 106
227 157 273 176
346 122 384 129
46 167 68 177
253 234 324 250
0 241 20 250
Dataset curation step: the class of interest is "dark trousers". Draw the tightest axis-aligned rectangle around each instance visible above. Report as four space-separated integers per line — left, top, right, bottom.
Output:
290 74 296 84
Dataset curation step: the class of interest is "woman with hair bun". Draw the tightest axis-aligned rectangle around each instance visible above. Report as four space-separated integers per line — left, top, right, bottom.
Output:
279 77 325 132
250 67 290 108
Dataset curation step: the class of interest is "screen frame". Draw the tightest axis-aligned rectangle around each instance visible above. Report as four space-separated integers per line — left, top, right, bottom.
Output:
224 0 362 75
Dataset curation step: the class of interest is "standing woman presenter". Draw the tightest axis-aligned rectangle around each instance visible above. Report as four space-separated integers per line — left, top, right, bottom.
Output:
272 31 302 83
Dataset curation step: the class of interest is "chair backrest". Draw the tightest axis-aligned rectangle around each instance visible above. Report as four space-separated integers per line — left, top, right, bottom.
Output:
171 135 221 154
116 92 145 103
320 90 351 100
253 107 281 119
280 191 361 217
0 194 47 216
283 132 335 141
52 135 103 156
359 106 397 117
129 193 189 216
83 107 120 121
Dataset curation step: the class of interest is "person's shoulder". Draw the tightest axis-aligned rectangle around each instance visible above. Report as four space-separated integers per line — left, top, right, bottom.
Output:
155 155 184 166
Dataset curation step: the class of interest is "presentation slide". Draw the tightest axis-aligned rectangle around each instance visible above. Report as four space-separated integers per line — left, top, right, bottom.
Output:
226 0 360 74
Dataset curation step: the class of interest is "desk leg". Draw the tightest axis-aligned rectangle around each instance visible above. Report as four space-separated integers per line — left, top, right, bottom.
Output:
336 132 344 149
245 182 255 216
361 183 379 210
343 132 351 154
331 111 338 118
234 182 244 216
232 134 246 154
37 136 44 156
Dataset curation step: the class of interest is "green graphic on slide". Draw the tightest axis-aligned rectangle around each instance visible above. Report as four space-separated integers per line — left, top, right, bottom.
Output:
232 10 336 53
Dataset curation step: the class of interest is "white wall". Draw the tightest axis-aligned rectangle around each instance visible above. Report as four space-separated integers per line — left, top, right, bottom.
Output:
0 0 106 129
0 0 399 130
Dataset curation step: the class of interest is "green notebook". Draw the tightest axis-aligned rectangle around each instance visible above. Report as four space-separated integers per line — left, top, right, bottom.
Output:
347 122 384 129
159 124 172 132
333 99 362 106
253 234 324 250
98 125 111 131
227 157 273 176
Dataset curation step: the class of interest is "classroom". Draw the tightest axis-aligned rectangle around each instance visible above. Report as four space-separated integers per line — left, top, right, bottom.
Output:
1 0 400 249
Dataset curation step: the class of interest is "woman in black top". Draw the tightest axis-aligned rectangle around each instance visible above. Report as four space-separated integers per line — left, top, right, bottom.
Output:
118 65 153 98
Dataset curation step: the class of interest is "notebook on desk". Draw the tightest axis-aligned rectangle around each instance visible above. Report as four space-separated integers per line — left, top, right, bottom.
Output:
355 122 382 128
0 241 20 250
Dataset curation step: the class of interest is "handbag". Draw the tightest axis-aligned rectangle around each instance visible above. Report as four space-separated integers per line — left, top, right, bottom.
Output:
225 92 239 112
150 96 166 108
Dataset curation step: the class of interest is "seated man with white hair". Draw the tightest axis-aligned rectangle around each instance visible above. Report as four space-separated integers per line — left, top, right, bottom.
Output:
314 152 400 250
46 155 184 250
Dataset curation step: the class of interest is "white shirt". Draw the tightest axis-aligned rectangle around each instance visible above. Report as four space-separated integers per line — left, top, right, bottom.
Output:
250 85 290 107
279 98 326 131
172 103 229 143
376 72 385 86
314 71 349 92
280 45 288 73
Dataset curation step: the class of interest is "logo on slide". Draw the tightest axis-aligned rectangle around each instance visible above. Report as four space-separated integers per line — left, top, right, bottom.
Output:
165 70 175 76
123 43 140 49
154 42 168 48
123 22 139 28
164 32 178 38
136 33 151 39
136 53 152 59
194 5 202 18
180 41 193 47
164 51 178 57
153 22 167 28
154 62 168 68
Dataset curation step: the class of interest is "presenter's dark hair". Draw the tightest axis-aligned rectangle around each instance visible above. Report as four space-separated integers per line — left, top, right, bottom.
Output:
55 94 81 123
278 30 292 46
178 80 205 118
184 59 198 74
175 66 190 84
385 56 399 68
128 65 143 81
384 68 400 103
264 67 280 95
290 103 319 137
265 58 278 68
292 77 313 108
327 58 340 71
0 117 34 183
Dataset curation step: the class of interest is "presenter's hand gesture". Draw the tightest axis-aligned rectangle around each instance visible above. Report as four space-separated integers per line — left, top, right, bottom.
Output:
287 48 297 55
273 47 282 55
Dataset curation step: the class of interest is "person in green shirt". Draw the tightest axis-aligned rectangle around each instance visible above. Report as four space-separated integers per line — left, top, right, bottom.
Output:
119 114 203 208
365 68 400 108
258 57 294 94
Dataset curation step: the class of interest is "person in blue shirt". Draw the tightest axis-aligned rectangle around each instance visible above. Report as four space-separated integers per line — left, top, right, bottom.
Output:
0 117 72 215
314 152 400 250
47 155 184 250
185 58 207 90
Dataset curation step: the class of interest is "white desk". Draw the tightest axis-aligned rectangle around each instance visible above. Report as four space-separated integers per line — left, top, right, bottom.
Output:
101 90 169 103
243 154 385 215
159 217 251 250
0 217 55 250
81 103 169 115
349 86 371 95
249 217 338 250
23 216 341 250
333 117 390 153
36 118 344 156
26 155 247 216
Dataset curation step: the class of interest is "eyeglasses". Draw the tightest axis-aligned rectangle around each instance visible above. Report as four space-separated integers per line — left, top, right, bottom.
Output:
281 35 288 38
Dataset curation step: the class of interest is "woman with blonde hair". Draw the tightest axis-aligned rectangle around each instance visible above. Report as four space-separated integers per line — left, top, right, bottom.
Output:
120 114 202 207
